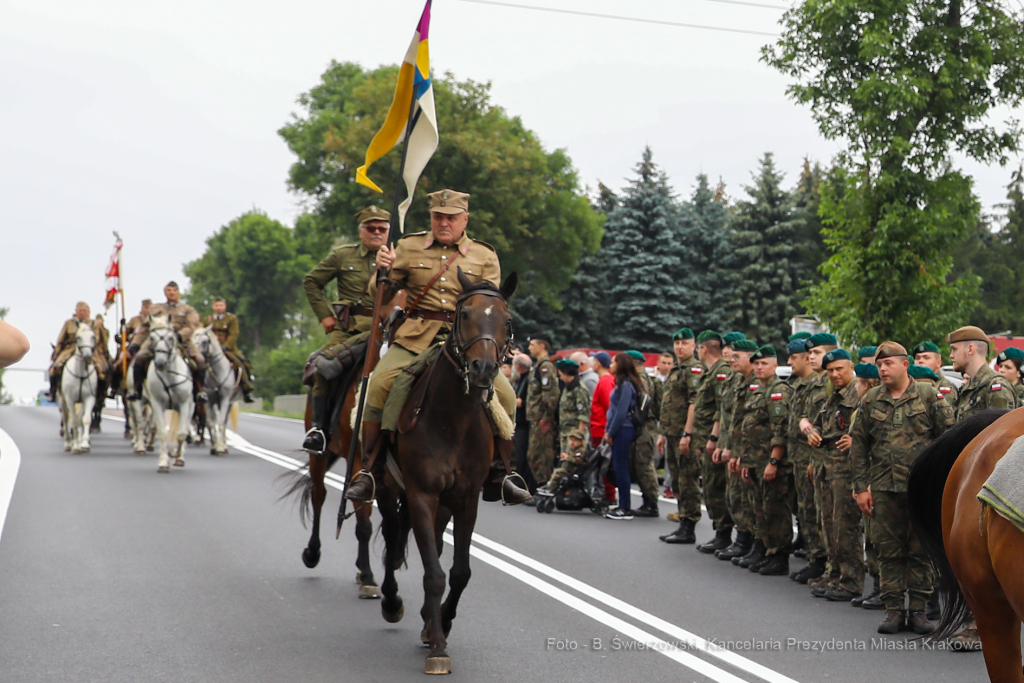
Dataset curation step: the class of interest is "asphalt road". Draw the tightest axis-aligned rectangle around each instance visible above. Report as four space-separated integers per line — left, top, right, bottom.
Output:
0 406 996 682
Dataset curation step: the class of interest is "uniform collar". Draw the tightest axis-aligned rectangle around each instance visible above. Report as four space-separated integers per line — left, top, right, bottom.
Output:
422 230 471 255
358 243 374 258
964 363 996 391
881 378 921 405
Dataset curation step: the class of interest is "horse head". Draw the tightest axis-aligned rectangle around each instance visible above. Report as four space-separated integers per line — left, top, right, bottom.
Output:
75 321 95 363
192 326 214 358
151 325 176 371
452 268 518 393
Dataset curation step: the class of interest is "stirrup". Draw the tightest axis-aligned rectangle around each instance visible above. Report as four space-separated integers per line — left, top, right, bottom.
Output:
501 472 528 506
345 469 376 503
302 428 327 455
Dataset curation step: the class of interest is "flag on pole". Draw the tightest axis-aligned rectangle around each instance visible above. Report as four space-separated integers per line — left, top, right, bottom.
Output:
104 237 122 311
355 0 438 231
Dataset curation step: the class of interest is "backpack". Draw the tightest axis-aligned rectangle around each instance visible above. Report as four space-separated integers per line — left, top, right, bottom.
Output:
628 383 652 430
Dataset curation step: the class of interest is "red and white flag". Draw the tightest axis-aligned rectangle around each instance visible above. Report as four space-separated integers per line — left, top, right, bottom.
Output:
104 238 122 310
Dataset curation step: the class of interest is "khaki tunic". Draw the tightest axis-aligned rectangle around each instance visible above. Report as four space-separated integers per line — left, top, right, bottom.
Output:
131 301 201 345
203 313 241 352
303 243 378 336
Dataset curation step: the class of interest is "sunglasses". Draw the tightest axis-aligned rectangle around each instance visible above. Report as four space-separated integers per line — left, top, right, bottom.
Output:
362 225 389 234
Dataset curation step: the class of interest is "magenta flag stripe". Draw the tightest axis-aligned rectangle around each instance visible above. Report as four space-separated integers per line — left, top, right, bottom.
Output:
417 0 431 40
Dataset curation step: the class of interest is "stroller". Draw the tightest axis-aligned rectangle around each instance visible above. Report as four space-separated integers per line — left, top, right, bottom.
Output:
535 442 612 514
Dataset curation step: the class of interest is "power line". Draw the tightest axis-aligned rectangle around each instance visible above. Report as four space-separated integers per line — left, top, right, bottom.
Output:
453 0 782 36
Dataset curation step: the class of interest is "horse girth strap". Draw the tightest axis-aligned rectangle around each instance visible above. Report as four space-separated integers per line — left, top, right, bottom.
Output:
404 250 461 315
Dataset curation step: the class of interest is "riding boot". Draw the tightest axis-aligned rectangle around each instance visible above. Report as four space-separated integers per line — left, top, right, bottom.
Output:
107 369 121 399
482 439 532 505
345 421 385 504
126 362 147 401
47 374 60 402
302 395 330 455
194 368 208 404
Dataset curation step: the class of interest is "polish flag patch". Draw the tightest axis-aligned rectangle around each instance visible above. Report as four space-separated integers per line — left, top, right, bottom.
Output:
716 374 728 380
691 367 703 374
939 386 951 394
749 384 759 391
770 392 783 400
992 384 1003 391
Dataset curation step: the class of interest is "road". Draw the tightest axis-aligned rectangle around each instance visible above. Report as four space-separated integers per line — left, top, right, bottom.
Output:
0 405 995 683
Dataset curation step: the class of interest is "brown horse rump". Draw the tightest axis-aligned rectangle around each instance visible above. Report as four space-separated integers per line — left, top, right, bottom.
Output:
978 434 1024 534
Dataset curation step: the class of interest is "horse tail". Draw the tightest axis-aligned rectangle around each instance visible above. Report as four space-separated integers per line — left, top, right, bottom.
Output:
277 452 341 528
907 408 1006 640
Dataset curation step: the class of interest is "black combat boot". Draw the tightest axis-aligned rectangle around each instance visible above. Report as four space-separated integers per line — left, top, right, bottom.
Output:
791 529 807 559
716 530 752 561
790 556 826 584
736 541 766 568
194 368 208 404
758 552 790 576
852 575 880 607
47 374 60 402
697 528 732 554
748 551 775 572
345 421 385 504
662 519 697 544
632 499 660 518
482 439 533 505
126 361 147 401
302 395 330 455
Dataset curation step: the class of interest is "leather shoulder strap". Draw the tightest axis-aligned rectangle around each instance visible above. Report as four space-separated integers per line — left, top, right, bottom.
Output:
406 251 461 314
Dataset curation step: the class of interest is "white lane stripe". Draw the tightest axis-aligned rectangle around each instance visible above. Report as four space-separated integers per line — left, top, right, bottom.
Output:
0 427 23 545
443 532 750 683
238 412 304 424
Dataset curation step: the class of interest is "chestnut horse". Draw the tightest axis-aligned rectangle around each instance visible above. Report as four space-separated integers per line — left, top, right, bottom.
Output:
908 408 1024 683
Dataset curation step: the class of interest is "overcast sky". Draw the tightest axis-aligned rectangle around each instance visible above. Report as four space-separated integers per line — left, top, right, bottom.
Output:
2 0 1020 400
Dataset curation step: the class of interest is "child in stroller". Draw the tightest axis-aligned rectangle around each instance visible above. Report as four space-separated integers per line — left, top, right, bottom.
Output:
535 429 611 514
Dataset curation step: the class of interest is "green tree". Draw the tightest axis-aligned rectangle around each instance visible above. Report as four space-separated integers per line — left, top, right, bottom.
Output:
278 61 602 307
764 0 1024 345
184 211 313 351
790 159 828 290
677 174 735 333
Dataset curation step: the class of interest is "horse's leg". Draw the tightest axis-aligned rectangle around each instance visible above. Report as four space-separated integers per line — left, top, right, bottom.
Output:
206 400 220 454
440 496 478 640
80 392 95 452
302 453 327 569
408 489 449 673
377 485 406 623
434 505 452 558
976 511 1024 683
354 497 380 598
175 398 193 465
152 402 170 472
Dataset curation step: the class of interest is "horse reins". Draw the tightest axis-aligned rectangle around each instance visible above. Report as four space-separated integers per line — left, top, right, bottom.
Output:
443 288 513 396
151 328 192 394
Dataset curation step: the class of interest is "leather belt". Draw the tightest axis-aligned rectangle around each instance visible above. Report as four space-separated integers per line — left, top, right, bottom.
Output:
350 306 374 317
408 308 455 323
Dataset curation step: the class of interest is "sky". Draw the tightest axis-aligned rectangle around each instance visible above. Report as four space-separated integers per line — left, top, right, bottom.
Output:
2 0 1021 400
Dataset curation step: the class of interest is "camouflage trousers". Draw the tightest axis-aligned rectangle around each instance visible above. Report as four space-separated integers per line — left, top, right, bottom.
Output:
747 463 794 555
873 491 934 611
700 439 732 532
824 455 865 594
630 428 661 504
666 432 701 521
527 421 559 485
791 447 825 561
727 466 752 534
864 513 879 579
812 458 836 583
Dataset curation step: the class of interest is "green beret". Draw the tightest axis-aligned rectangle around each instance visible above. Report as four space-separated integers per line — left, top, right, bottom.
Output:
751 345 777 361
807 332 838 348
912 341 941 356
555 358 579 373
822 348 853 367
626 350 646 363
672 327 694 341
697 330 723 344
732 339 758 353
789 332 812 341
722 332 746 346
909 364 940 382
854 363 879 380
857 346 877 360
996 347 1024 364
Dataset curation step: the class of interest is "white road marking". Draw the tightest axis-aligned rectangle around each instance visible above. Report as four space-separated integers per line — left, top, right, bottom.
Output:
0 426 23 545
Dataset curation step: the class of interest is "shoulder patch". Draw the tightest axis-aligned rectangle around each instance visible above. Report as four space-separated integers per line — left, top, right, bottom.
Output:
470 238 496 253
691 367 703 374
716 374 728 380
939 386 951 394
770 392 783 400
992 383 1003 391
749 384 760 391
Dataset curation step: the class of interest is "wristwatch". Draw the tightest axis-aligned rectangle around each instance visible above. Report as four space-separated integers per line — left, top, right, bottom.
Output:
680 431 691 438
709 435 719 442
769 457 781 466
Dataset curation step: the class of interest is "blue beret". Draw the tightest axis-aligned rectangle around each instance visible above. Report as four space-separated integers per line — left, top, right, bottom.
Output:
822 348 853 367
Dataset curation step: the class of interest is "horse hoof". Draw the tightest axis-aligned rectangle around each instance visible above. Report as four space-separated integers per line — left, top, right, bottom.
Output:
157 466 170 473
358 584 381 600
382 603 404 623
146 445 154 452
173 459 185 467
301 548 321 569
424 656 451 675
64 445 72 452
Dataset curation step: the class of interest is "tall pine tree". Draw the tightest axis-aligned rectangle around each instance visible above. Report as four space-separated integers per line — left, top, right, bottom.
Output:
676 174 734 333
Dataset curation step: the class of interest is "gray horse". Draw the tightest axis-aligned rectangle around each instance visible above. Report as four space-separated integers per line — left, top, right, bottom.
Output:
192 326 241 455
144 320 195 472
59 322 97 453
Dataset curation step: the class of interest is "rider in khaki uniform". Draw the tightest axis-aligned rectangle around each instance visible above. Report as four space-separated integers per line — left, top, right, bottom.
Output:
345 189 530 506
202 297 255 403
47 302 93 401
127 282 207 403
107 299 151 398
92 314 111 383
301 206 387 453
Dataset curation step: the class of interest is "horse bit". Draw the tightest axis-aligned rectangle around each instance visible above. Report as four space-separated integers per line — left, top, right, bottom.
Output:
443 289 513 398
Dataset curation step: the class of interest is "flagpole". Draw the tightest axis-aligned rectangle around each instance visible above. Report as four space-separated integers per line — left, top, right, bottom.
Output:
336 84 422 538
115 233 127 385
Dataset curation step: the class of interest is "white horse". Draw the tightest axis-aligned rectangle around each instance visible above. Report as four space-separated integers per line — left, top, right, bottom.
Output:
191 326 241 456
127 395 155 454
144 321 195 473
59 322 97 453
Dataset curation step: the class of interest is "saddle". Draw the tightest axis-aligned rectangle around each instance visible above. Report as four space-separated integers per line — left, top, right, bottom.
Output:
302 332 370 387
978 434 1024 535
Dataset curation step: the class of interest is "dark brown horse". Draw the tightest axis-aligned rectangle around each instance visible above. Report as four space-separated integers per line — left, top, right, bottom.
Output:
375 270 517 675
909 408 1024 683
281 370 379 598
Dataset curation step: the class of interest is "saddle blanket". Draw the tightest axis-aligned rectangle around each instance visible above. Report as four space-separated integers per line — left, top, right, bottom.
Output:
978 434 1024 535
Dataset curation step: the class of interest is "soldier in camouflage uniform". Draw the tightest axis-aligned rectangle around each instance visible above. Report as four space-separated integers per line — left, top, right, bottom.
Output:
627 350 661 517
538 428 588 494
912 341 959 406
786 337 827 583
659 329 704 543
202 297 254 402
694 330 735 553
851 341 955 636
808 349 865 601
736 345 793 576
851 361 883 609
995 346 1024 403
717 336 759 561
526 333 560 487
300 206 388 453
555 358 590 452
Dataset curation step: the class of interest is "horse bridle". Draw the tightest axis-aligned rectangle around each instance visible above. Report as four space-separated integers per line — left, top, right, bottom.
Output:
443 288 513 396
151 327 191 392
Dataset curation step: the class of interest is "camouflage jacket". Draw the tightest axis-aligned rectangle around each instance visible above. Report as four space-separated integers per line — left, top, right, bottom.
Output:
850 380 955 493
526 358 559 423
558 378 591 444
937 375 959 406
737 374 790 468
718 369 747 452
803 371 831 462
637 372 661 438
953 363 1016 422
786 374 815 465
812 380 860 473
724 370 757 454
693 357 730 442
660 355 702 435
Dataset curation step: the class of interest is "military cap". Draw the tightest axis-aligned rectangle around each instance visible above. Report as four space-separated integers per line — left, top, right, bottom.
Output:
555 358 580 373
589 350 612 368
912 341 941 356
875 341 909 360
996 347 1024 364
565 428 586 442
166 281 180 289
732 339 758 353
672 327 694 341
141 299 153 306
355 205 391 224
806 332 838 349
908 364 940 382
822 348 853 367
722 332 746 346
697 330 723 344
857 346 877 361
854 363 879 380
947 326 988 345
787 339 808 355
789 331 812 342
427 189 470 214
626 350 646 363
530 333 553 347
751 345 777 361
212 296 226 303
